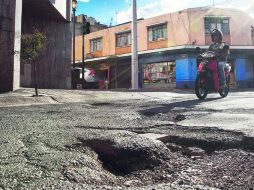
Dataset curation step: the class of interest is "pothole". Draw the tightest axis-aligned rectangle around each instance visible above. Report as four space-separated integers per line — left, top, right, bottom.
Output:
137 123 254 159
91 102 112 106
158 134 254 156
65 132 171 177
174 114 186 122
77 138 165 175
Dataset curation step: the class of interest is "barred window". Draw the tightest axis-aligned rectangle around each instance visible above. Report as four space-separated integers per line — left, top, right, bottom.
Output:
90 38 102 52
148 24 167 42
205 17 230 35
116 31 131 47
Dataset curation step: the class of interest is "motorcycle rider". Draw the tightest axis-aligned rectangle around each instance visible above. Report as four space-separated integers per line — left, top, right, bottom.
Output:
208 29 230 89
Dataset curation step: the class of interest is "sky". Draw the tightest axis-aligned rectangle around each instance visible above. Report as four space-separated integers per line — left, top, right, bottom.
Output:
76 0 254 26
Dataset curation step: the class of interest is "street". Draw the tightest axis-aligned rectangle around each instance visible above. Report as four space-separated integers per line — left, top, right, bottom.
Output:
0 89 254 189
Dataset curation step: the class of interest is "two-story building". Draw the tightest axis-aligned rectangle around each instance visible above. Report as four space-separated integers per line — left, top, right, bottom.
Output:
75 7 254 89
0 0 72 93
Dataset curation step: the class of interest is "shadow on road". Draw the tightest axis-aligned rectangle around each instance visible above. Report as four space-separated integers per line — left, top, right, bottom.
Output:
139 97 223 117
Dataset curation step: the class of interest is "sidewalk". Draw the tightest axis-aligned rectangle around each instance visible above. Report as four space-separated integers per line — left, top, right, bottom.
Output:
0 87 190 107
0 90 58 107
1 87 254 107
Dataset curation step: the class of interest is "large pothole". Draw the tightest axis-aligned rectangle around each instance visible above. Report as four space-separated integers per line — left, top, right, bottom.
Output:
76 131 171 176
137 123 254 159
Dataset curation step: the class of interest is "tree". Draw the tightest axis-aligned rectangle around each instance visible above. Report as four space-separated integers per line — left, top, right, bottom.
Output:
87 61 101 71
20 30 46 96
105 55 118 89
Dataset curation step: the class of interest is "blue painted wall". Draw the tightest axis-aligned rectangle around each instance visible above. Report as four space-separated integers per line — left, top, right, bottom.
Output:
236 59 246 81
235 58 254 88
176 58 197 89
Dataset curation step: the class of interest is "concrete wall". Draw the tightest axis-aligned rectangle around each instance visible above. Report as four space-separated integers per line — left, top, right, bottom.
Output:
50 0 71 21
0 0 16 92
21 16 72 89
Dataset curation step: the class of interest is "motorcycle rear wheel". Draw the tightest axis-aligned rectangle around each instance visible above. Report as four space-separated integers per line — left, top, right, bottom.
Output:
195 75 208 100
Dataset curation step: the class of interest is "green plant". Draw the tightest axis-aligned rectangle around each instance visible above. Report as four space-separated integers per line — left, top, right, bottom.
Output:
88 62 100 71
21 30 46 96
21 30 46 62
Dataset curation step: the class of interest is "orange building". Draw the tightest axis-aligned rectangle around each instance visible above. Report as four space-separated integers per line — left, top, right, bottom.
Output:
75 7 254 89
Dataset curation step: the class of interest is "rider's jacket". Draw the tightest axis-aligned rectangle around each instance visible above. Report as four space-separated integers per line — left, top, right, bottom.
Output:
208 42 230 62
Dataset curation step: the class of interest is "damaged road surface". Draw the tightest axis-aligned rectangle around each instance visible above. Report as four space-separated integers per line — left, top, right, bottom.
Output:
0 90 254 190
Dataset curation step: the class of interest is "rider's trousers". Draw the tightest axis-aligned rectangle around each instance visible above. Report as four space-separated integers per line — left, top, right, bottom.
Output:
218 61 226 86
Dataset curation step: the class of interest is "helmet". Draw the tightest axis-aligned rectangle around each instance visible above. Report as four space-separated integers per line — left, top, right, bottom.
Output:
211 29 223 42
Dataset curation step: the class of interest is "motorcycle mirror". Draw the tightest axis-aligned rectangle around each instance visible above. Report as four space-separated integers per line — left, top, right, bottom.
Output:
196 47 201 52
223 45 229 50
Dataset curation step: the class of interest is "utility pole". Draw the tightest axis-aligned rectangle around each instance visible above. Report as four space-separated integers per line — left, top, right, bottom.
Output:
82 15 86 82
131 0 139 90
213 0 215 7
72 13 76 70
116 11 118 25
82 15 91 88
71 0 77 89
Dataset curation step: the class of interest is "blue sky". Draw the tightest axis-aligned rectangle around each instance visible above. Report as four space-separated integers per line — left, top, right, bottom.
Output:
77 0 128 25
77 0 254 25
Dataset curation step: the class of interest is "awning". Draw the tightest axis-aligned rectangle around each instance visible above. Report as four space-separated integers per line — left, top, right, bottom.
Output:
74 45 254 65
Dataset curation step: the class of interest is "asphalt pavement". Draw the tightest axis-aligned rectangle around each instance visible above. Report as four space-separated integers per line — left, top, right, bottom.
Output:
0 88 254 189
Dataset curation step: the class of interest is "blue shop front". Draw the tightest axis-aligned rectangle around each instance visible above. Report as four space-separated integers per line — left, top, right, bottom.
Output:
139 46 254 89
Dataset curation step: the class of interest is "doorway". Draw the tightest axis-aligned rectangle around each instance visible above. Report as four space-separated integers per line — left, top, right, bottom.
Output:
228 60 236 88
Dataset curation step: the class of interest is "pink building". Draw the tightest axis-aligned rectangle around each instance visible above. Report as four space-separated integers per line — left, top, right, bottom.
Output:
75 7 254 89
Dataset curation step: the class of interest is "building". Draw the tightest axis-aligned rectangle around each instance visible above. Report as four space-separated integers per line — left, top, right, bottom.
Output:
74 7 254 89
0 0 72 93
74 15 108 36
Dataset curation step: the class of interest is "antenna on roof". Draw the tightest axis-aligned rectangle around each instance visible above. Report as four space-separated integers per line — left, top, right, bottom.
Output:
213 0 215 7
109 17 113 27
116 11 118 25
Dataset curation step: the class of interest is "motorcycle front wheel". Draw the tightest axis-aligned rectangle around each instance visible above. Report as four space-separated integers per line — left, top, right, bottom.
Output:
195 74 208 100
219 76 230 98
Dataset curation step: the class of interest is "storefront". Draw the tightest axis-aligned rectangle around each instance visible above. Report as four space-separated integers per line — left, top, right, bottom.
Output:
143 62 176 90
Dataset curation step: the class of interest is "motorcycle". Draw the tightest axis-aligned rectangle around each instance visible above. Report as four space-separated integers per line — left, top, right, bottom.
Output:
195 47 231 100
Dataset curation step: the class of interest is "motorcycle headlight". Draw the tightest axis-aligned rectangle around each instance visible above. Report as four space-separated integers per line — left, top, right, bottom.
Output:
225 63 231 72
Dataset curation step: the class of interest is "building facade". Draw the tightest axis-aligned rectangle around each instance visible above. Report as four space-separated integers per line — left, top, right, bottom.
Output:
74 15 108 36
0 0 72 93
75 7 254 89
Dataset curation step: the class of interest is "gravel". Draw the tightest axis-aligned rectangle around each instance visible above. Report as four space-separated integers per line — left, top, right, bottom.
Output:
0 90 253 189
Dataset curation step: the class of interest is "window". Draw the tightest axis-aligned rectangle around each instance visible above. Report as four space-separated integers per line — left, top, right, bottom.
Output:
116 31 131 47
148 24 167 42
90 38 102 52
205 17 230 35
